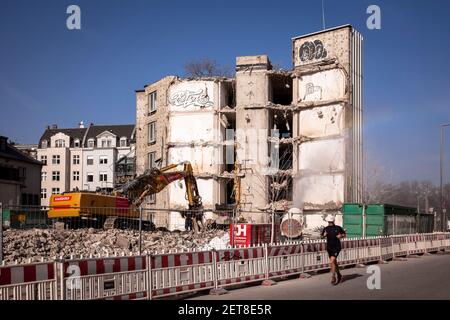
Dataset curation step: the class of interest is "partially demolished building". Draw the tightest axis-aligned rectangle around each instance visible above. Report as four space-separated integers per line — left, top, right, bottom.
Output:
135 25 363 231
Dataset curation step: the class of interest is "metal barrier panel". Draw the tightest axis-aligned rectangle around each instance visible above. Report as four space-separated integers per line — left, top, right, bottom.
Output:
2 232 450 300
104 292 147 300
392 235 409 257
339 238 360 265
379 236 394 261
357 238 382 263
416 234 428 253
0 262 56 300
443 233 450 250
62 256 147 300
301 241 329 272
267 243 302 278
423 234 440 252
407 234 424 255
435 233 446 251
215 246 266 287
151 251 215 298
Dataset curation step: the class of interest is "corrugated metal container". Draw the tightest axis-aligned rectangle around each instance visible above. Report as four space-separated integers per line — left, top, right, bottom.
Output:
343 203 434 237
418 214 434 233
342 203 363 215
384 214 416 235
1 209 11 228
3 208 48 229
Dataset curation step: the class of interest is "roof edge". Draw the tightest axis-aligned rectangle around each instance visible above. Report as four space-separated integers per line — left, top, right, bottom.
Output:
291 24 353 41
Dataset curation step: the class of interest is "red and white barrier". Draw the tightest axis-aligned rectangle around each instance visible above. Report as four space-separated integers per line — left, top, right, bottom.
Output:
64 256 146 276
392 235 409 257
215 246 266 287
340 238 363 265
443 233 450 250
0 262 55 300
1 232 450 300
103 292 147 300
151 250 215 298
357 238 381 263
379 236 394 261
406 234 425 255
62 256 147 300
423 234 440 253
266 243 303 278
302 241 329 272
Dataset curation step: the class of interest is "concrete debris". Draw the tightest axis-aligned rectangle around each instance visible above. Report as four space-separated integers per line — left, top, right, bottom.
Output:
258 199 292 212
115 235 131 250
267 136 309 144
303 201 340 210
1 228 227 264
217 171 245 178
201 232 230 251
218 108 236 113
271 180 288 191
183 76 234 83
167 141 226 147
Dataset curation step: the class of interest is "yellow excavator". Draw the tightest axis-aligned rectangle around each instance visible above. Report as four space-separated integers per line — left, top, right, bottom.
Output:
48 162 205 231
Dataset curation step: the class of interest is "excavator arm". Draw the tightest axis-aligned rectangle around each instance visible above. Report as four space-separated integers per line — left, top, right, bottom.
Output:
115 161 204 231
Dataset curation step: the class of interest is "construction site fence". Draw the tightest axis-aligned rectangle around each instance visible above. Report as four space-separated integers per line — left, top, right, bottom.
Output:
1 232 449 300
0 205 236 230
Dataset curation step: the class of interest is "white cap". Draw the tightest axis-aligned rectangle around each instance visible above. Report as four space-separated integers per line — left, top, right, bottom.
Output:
325 214 335 222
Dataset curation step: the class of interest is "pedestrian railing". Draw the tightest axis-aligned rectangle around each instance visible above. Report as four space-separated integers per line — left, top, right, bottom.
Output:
1 232 449 300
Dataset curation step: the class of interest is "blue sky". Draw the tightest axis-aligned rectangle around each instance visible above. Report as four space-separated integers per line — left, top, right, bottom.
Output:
1 0 450 184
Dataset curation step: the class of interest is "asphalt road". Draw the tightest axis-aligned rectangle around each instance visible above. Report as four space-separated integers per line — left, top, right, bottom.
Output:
189 253 450 300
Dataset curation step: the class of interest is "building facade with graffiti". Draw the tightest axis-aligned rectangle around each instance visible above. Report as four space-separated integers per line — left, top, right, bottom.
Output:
135 25 364 231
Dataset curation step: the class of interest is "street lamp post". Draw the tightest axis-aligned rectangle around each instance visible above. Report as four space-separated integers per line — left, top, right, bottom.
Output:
440 123 450 231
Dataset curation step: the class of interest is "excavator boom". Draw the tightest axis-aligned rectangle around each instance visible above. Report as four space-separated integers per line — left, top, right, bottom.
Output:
115 162 204 231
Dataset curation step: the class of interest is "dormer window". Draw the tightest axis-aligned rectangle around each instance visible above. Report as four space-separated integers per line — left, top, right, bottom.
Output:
120 137 127 147
74 139 80 148
41 140 48 148
55 139 65 148
87 139 94 148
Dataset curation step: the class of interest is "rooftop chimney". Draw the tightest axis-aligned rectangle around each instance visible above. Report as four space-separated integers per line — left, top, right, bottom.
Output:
51 124 58 129
0 136 7 152
79 121 84 128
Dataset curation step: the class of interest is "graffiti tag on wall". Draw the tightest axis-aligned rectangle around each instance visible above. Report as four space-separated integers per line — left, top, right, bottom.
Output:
299 39 327 62
304 83 323 100
169 89 214 109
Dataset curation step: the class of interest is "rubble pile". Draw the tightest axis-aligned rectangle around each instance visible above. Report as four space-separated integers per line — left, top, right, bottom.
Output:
2 228 227 264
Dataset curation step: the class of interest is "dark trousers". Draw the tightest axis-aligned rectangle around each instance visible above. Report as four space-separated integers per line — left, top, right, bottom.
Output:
185 217 193 231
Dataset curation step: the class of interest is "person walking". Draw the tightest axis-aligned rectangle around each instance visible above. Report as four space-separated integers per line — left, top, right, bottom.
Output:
321 214 346 285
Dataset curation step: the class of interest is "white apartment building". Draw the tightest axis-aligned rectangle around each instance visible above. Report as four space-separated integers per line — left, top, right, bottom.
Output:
82 125 135 192
37 123 135 206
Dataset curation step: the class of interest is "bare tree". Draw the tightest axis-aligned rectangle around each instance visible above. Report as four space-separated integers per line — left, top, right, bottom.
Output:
184 58 232 78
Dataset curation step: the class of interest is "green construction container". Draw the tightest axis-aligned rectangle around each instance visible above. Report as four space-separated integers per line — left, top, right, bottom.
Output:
2 209 11 228
343 203 421 237
1 208 48 229
342 203 364 215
